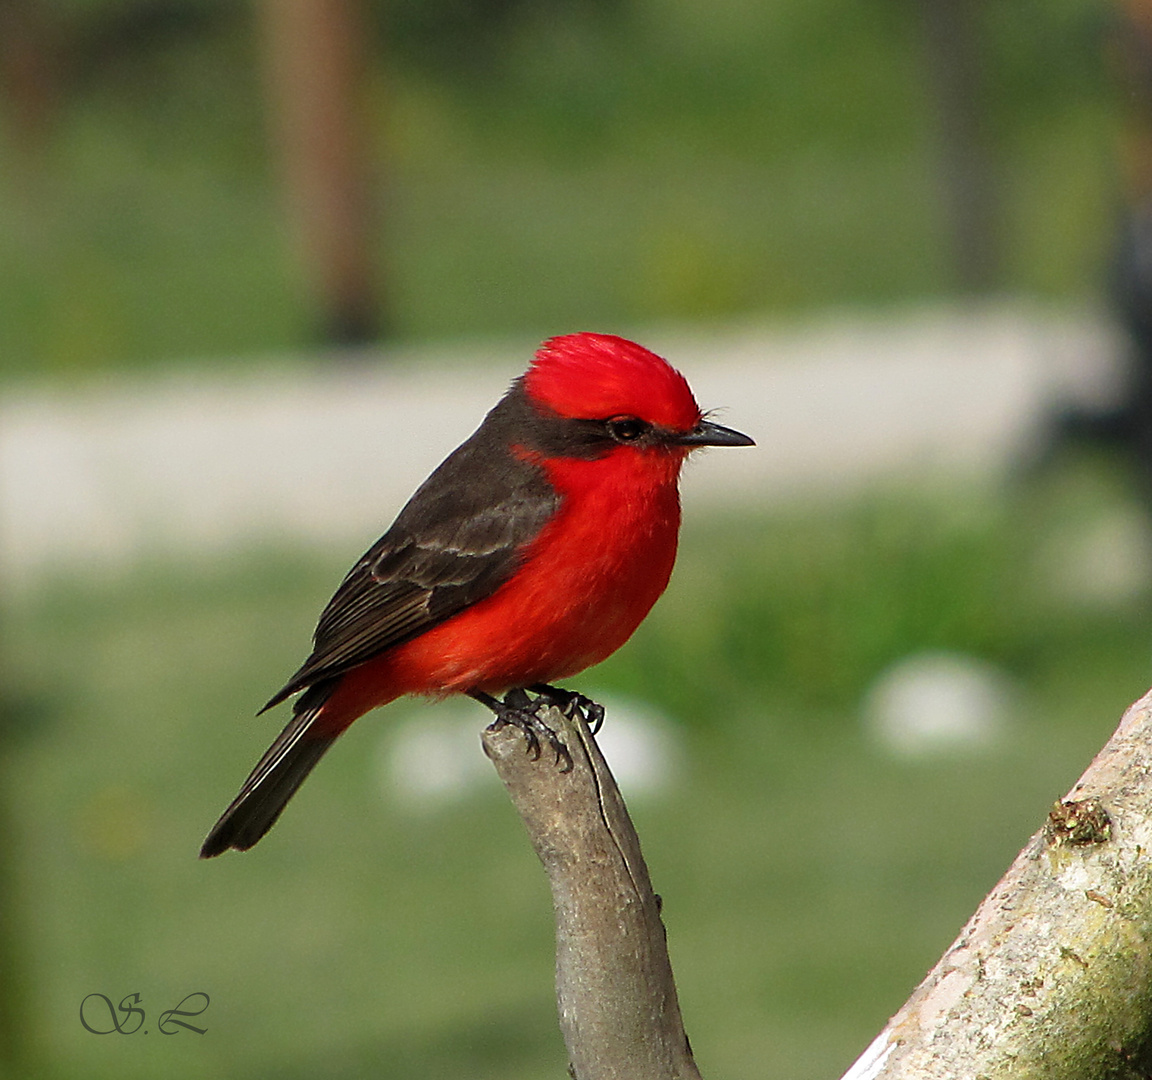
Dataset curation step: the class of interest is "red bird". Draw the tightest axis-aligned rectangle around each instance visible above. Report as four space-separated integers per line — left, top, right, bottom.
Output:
201 333 753 856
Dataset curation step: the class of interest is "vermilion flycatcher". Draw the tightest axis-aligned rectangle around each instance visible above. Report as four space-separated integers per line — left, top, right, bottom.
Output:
201 333 753 856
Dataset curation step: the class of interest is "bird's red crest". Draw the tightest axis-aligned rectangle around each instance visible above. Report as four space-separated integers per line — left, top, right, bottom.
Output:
524 333 702 432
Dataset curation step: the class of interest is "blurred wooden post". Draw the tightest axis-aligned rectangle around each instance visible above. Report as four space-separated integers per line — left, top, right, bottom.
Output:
0 0 60 185
916 0 1000 293
1115 0 1152 203
256 0 382 345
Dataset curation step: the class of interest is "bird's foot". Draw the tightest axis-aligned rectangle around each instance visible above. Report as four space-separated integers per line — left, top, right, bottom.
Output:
470 689 574 772
528 683 605 734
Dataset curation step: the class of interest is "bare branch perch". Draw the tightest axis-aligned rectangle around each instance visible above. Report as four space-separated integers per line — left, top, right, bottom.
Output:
842 687 1152 1080
482 706 702 1080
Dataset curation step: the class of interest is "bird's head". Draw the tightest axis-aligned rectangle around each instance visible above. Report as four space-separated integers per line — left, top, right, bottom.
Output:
523 333 754 453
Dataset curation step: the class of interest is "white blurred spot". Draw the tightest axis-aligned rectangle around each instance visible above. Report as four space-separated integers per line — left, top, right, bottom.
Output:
1041 506 1152 607
379 703 494 809
378 694 681 809
864 652 1011 759
592 695 682 797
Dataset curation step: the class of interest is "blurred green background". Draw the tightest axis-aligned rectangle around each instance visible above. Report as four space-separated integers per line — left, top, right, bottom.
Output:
3 1 1149 1078
0 0 1121 375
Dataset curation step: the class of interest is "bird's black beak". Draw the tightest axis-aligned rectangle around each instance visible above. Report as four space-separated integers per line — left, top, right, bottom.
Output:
672 419 755 448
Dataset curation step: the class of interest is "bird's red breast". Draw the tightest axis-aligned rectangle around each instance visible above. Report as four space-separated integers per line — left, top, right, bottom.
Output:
318 432 687 725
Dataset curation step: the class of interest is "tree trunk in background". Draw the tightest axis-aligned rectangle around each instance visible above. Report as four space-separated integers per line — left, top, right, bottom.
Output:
256 0 382 346
0 0 60 187
917 0 1000 293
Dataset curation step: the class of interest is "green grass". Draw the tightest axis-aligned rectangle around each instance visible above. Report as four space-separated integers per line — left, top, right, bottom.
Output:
0 0 1118 378
4 456 1150 1079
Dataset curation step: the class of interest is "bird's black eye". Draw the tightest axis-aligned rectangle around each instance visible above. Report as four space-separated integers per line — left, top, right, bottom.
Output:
607 416 648 443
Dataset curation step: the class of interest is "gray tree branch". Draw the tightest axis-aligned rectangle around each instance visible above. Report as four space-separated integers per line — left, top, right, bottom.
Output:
482 705 702 1080
841 686 1152 1080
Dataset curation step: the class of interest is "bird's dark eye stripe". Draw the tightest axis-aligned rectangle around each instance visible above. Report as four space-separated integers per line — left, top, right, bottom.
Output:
606 416 648 442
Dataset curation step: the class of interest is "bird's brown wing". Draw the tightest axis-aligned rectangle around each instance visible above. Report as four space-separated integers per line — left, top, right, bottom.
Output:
261 404 562 711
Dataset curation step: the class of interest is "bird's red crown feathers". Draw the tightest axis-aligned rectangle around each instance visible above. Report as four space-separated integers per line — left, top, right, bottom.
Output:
523 333 702 433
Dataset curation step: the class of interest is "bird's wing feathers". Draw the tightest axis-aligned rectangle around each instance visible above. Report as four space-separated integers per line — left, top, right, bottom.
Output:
261 422 560 711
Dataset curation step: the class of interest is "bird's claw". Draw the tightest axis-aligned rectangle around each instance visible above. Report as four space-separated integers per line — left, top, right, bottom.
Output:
473 685 607 772
529 684 605 733
582 699 606 734
488 689 573 772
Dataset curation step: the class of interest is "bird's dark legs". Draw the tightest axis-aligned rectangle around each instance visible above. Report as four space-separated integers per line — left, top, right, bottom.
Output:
469 689 572 770
469 685 606 771
529 683 606 734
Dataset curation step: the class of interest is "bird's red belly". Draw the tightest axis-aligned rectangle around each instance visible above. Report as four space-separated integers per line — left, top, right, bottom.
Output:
330 474 680 717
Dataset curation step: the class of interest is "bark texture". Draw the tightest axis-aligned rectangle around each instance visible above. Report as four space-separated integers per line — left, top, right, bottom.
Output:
842 687 1152 1080
482 706 702 1080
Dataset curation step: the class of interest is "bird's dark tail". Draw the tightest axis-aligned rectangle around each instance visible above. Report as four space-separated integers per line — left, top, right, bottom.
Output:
200 682 339 858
